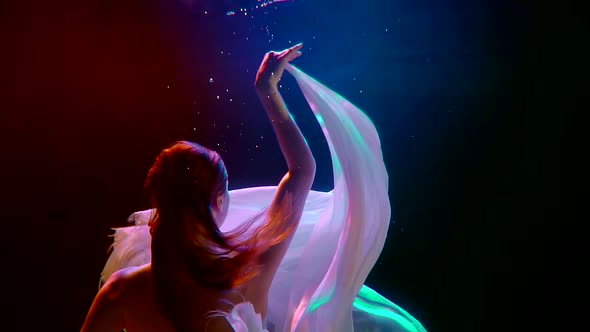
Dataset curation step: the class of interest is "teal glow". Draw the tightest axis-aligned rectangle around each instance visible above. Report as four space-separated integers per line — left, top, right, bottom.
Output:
358 284 395 307
349 121 365 146
315 113 326 128
302 285 422 332
308 293 331 312
352 285 421 332
302 67 371 155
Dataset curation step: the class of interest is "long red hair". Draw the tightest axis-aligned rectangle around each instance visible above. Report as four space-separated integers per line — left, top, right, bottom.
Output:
145 141 294 330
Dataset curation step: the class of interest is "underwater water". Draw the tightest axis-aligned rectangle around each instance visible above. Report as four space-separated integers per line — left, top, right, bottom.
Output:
2 0 554 331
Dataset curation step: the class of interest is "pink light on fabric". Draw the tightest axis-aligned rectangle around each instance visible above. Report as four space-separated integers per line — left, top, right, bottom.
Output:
101 65 425 332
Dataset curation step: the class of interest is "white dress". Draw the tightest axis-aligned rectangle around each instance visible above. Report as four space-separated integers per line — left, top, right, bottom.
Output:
100 64 427 332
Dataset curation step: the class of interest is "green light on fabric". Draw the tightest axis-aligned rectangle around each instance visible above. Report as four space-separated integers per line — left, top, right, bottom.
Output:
308 293 331 312
315 113 326 127
353 285 421 332
358 284 395 307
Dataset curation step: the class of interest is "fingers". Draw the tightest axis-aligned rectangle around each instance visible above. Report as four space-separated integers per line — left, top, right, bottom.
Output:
276 43 303 57
288 43 304 52
259 43 302 82
286 50 302 62
277 43 303 62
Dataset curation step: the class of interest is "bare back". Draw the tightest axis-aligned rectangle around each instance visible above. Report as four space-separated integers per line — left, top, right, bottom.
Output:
84 45 315 332
114 264 272 332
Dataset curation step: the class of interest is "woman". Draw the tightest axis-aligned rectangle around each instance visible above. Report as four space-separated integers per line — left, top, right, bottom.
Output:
83 44 427 331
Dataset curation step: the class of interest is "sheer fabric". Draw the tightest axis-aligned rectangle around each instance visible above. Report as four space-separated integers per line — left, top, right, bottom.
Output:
101 65 426 332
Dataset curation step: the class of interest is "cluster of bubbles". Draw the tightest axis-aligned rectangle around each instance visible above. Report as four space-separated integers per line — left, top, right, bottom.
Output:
226 0 291 16
182 0 410 158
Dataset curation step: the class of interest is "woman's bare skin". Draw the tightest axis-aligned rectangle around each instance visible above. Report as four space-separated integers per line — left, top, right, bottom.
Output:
86 263 271 332
81 43 314 331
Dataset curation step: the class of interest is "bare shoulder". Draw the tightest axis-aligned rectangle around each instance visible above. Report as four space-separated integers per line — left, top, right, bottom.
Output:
90 264 151 312
81 265 150 331
104 264 144 286
104 264 151 296
112 264 149 280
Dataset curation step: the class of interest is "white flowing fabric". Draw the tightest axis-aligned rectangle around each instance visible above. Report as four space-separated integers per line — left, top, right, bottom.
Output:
100 64 427 332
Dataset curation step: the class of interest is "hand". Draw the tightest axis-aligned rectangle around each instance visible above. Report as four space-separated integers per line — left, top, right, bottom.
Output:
255 43 303 90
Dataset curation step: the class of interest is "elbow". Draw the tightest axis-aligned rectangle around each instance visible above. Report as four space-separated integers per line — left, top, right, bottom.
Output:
292 157 316 179
305 156 317 174
309 158 317 174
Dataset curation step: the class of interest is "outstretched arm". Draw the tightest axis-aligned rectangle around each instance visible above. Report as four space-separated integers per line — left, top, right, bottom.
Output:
255 44 316 270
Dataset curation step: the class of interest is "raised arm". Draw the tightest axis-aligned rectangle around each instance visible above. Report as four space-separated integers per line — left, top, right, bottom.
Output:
254 44 316 271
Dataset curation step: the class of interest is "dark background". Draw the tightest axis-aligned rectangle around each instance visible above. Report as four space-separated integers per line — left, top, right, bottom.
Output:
1 0 560 331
